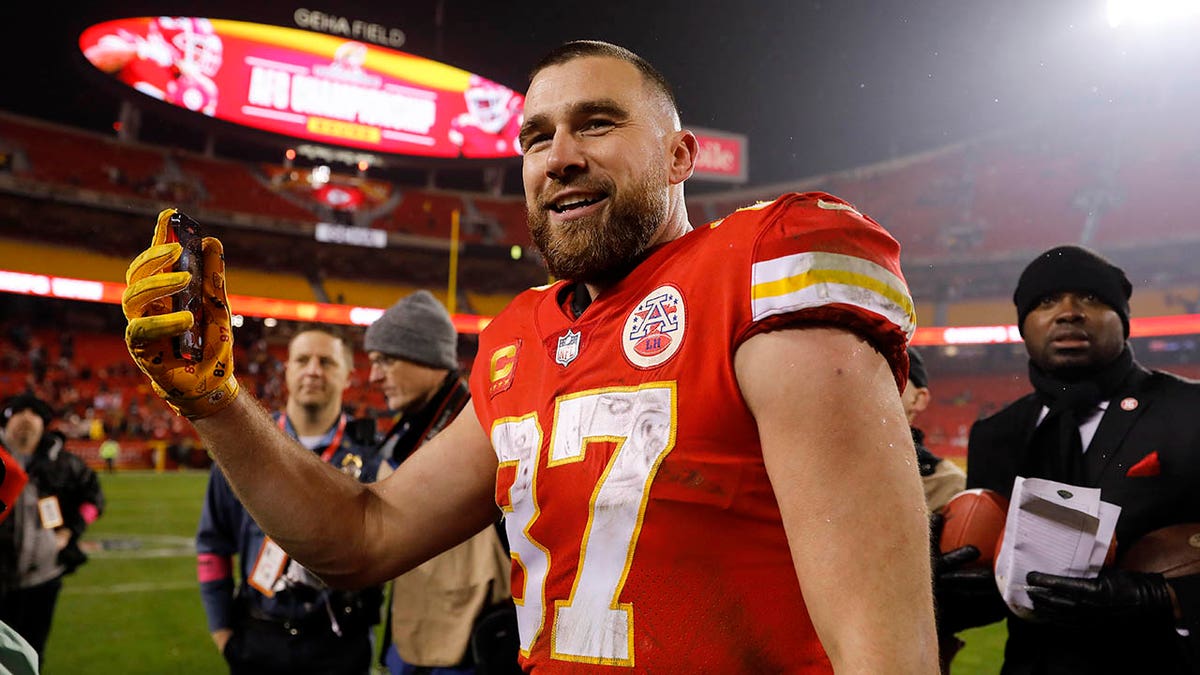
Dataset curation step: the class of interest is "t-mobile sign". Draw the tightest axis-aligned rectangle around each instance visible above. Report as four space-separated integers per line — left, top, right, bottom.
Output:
689 127 747 183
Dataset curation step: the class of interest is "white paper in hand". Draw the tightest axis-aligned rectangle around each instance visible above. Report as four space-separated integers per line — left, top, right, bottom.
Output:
993 476 1121 619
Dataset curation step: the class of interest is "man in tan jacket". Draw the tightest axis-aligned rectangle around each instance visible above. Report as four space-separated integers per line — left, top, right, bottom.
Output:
364 291 516 675
902 347 966 512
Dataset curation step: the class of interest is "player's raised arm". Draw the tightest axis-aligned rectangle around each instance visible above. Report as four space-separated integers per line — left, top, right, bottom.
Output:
122 210 501 588
736 326 939 673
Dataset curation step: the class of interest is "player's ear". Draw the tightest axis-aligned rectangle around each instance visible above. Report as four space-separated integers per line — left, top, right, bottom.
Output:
667 129 698 185
912 386 931 414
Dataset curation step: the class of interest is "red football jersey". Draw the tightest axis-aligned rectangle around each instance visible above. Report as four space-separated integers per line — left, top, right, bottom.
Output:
470 192 915 673
448 109 522 157
166 71 219 115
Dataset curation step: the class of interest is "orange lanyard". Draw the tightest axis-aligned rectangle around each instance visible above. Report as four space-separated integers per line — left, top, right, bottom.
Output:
277 413 347 463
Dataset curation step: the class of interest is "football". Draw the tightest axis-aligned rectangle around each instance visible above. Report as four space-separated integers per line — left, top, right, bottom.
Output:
938 488 1010 569
1118 523 1200 578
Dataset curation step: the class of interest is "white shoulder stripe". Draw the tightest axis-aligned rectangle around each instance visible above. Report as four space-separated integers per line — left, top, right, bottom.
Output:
751 251 916 338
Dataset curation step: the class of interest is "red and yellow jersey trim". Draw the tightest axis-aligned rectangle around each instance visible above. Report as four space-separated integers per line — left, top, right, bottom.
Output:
750 250 916 339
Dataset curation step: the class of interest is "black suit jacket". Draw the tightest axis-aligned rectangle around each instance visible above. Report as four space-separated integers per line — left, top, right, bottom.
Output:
967 364 1200 675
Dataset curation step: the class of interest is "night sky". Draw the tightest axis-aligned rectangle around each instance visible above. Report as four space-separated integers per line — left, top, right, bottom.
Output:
3 0 1197 194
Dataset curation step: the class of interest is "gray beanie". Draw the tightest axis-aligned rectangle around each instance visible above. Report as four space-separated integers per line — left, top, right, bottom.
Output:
363 290 459 370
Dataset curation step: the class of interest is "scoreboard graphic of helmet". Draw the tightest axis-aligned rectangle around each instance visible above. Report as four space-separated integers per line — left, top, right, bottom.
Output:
79 17 525 159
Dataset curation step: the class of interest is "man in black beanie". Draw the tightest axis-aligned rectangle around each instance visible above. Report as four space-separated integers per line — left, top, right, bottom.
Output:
937 244 1200 673
0 394 104 666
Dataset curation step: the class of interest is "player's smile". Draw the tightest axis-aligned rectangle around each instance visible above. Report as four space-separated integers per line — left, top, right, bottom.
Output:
544 185 609 212
547 194 609 223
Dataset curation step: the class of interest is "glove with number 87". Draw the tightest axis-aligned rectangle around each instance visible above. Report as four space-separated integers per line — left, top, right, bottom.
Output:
123 209 239 419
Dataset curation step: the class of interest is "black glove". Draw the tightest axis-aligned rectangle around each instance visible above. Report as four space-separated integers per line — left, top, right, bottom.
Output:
57 541 88 573
930 513 1010 635
1026 569 1177 627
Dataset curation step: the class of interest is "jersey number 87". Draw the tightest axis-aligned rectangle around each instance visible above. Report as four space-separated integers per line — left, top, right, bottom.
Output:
491 382 676 667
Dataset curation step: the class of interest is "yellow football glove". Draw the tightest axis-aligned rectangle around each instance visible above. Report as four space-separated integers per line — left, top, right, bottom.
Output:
123 209 239 419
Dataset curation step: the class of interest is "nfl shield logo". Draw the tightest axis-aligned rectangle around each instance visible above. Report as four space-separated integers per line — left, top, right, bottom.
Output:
555 330 581 367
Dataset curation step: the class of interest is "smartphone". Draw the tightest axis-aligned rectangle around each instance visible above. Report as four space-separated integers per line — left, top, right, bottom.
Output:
167 211 205 363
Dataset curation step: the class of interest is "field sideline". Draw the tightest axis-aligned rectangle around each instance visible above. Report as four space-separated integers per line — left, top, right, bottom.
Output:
48 471 1006 673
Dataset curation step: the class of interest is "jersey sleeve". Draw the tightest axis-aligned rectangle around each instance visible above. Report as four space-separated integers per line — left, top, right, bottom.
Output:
739 192 916 388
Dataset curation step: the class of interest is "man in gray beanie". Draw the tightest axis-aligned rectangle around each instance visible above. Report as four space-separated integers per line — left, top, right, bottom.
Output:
364 291 516 675
935 244 1200 674
902 347 964 514
365 290 460 378
364 290 463 462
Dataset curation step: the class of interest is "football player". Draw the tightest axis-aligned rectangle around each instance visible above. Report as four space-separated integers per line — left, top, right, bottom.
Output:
448 75 524 158
82 17 221 115
122 40 937 672
158 17 222 115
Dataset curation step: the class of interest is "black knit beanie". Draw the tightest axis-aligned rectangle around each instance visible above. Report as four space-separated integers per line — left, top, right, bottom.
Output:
2 393 53 429
906 347 929 388
1013 245 1132 337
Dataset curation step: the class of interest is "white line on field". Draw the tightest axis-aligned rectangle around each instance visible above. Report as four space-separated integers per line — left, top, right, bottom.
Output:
64 580 197 595
84 535 196 559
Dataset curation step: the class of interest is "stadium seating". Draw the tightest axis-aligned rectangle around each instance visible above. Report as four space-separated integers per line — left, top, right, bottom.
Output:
324 279 437 309
471 196 532 247
0 237 127 282
385 190 465 240
1090 138 1198 247
173 154 320 221
466 291 519 317
0 113 164 197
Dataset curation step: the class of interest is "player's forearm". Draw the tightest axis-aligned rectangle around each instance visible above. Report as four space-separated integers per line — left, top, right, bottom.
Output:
774 432 937 671
816 487 938 672
799 422 938 671
191 394 376 584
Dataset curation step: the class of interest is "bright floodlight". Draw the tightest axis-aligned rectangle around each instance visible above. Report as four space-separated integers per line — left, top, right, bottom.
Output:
1108 0 1200 27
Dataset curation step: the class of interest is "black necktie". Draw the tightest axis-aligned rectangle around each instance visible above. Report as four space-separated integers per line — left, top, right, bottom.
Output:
1028 404 1089 486
1025 346 1137 487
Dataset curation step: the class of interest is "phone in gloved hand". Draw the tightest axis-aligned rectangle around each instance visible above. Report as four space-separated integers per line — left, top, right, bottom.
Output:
167 210 204 363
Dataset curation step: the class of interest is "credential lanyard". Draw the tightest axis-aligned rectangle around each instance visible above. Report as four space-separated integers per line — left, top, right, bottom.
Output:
278 413 347 463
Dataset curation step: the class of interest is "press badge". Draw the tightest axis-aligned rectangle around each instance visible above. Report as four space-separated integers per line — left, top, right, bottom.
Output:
339 453 363 480
37 496 64 529
248 537 289 598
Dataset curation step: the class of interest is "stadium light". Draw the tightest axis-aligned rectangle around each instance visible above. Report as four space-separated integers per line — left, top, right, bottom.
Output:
1107 0 1200 28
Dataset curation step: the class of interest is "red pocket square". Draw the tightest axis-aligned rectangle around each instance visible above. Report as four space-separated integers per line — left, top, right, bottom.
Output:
1126 451 1161 477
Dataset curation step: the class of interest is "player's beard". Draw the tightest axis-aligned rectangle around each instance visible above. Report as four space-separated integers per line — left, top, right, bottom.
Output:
528 173 669 286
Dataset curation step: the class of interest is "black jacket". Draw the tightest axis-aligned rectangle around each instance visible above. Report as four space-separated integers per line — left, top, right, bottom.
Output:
0 431 105 591
967 364 1200 674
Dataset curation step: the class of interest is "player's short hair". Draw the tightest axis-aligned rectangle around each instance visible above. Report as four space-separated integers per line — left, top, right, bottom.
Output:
530 40 680 119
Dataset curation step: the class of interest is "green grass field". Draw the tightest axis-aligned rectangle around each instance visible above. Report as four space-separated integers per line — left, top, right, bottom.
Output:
48 470 223 675
48 470 1008 674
